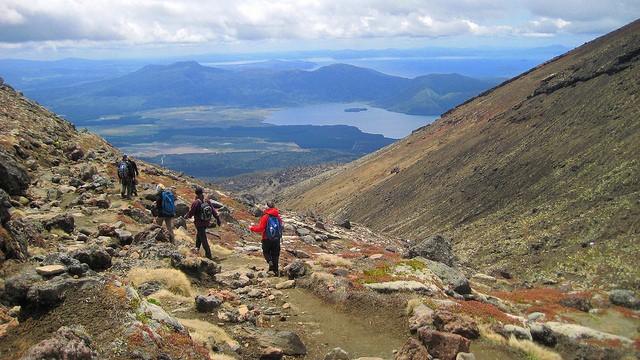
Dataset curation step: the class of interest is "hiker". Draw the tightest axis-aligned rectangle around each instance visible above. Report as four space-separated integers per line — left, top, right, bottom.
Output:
250 201 283 276
184 187 221 260
117 154 134 199
153 183 175 243
127 155 140 196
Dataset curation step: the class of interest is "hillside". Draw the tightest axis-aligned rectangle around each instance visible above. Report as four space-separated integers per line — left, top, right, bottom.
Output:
281 20 640 290
1 69 639 359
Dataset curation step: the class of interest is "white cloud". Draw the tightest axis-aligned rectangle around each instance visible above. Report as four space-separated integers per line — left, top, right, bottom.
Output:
0 0 637 58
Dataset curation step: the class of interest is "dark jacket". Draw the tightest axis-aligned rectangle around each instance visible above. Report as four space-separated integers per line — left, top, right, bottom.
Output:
128 159 139 178
250 207 283 240
185 198 220 228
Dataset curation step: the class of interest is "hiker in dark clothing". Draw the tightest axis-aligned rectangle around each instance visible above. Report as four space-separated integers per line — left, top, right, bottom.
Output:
127 156 140 196
184 187 221 260
154 183 175 243
117 154 134 199
250 201 283 276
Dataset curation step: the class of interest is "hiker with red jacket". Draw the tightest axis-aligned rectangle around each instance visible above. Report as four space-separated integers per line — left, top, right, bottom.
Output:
250 201 283 276
184 187 221 260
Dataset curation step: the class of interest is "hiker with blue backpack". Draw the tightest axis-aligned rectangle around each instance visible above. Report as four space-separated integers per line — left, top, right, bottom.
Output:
153 183 176 243
117 154 134 199
250 201 283 276
184 187 221 260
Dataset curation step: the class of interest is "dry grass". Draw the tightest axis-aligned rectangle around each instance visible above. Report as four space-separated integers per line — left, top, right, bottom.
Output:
317 254 353 268
177 317 239 357
405 298 424 316
128 267 193 297
506 336 563 360
147 289 192 305
480 325 562 360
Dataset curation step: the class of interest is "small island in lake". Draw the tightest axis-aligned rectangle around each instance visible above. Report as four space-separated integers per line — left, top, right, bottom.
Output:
344 107 368 113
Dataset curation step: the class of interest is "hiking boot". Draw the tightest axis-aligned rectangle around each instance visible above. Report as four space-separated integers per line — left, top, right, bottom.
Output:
192 247 199 255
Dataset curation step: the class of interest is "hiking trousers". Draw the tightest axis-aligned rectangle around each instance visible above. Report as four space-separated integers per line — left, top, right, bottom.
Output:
261 239 281 273
121 179 133 198
195 226 212 259
155 216 175 243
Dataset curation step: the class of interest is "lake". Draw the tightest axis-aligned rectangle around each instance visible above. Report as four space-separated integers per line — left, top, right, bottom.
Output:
264 103 439 139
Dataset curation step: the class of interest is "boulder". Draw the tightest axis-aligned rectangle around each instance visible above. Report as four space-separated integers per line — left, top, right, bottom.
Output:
0 150 30 195
336 219 351 229
433 310 480 340
69 245 112 271
43 214 75 234
133 224 172 244
122 207 152 224
559 296 592 312
174 202 190 217
417 328 470 360
529 322 558 347
405 233 455 267
609 289 640 309
195 294 223 312
395 338 430 360
324 347 350 360
417 257 471 295
254 328 307 356
283 261 306 279
0 188 11 224
24 325 96 359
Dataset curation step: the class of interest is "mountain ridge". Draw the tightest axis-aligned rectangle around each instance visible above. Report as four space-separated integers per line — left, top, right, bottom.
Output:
25 61 499 122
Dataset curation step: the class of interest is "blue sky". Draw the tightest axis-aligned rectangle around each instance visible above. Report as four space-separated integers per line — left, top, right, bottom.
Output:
0 0 638 60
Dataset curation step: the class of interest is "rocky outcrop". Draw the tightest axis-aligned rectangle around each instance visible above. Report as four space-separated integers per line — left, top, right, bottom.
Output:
0 150 30 196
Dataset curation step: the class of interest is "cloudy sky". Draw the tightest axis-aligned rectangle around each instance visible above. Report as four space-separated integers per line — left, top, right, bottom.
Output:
0 0 638 60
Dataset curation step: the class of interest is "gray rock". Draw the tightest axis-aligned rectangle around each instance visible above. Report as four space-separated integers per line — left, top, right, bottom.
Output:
3 270 43 304
171 255 221 279
336 219 351 229
137 280 164 296
405 233 455 267
324 347 350 360
0 150 30 195
115 229 133 246
43 214 75 233
0 188 12 224
456 353 476 360
2 217 40 261
69 245 112 271
195 294 223 312
417 257 471 295
122 207 152 224
365 280 433 294
283 261 306 279
609 289 640 309
24 325 96 359
174 202 190 217
544 321 634 345
529 322 557 347
133 224 172 244
255 328 307 356
559 296 592 312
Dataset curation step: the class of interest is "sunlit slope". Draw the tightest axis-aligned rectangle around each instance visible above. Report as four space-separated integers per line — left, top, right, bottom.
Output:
282 20 640 288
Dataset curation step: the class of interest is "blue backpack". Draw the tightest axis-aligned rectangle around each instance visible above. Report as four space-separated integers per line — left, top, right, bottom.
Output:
118 161 131 180
161 191 175 216
265 215 282 240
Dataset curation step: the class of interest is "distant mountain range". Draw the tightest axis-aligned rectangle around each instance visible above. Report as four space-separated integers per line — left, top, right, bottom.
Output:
23 61 501 122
